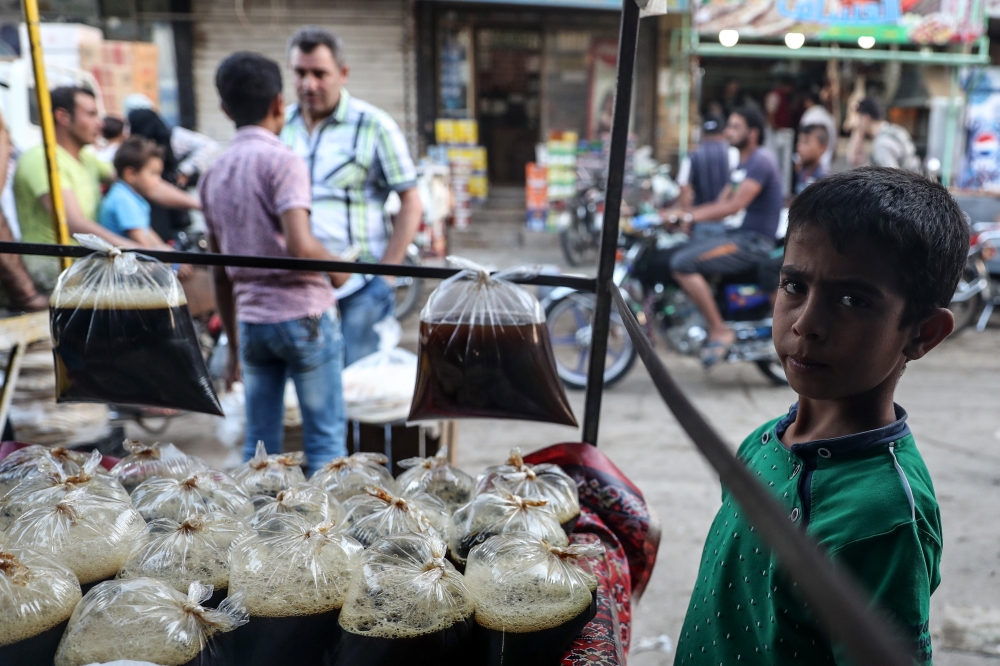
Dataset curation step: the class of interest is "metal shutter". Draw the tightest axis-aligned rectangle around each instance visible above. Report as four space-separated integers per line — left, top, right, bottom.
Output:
191 0 414 148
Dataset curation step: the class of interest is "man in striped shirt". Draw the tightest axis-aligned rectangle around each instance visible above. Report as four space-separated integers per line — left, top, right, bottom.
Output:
282 26 423 365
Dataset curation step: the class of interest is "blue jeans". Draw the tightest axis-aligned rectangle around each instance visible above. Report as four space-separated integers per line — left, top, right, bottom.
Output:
239 310 347 471
338 276 396 366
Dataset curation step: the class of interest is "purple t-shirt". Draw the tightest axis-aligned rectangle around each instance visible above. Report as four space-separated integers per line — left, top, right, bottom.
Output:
732 147 783 240
200 126 334 324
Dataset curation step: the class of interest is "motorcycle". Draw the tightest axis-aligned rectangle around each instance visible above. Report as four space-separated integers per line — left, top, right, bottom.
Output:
543 218 787 389
949 225 1000 333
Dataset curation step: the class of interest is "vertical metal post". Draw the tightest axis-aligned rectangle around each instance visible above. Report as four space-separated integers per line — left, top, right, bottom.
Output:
581 0 642 445
678 10 690 161
23 0 71 269
941 66 959 189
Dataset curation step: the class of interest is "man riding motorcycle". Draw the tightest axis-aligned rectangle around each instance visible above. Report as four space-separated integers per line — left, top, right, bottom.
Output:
659 106 784 366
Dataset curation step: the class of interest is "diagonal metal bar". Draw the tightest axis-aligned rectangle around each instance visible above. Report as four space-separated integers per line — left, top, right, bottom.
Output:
581 0 642 446
610 287 912 666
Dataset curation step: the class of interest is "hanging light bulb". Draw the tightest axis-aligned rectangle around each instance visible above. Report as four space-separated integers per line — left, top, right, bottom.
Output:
784 33 805 49
858 35 876 49
719 30 739 47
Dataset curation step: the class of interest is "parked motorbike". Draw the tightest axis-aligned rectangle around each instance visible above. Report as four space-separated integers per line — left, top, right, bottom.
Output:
543 218 786 389
950 226 1000 333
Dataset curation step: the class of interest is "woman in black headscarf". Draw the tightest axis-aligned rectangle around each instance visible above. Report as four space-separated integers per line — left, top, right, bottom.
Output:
127 108 189 241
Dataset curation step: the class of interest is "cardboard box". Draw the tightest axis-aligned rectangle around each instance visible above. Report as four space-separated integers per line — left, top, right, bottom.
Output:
131 42 159 106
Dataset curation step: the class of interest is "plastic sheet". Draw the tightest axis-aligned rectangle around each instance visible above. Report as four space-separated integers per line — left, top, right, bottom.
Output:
49 234 222 416
343 318 418 424
110 440 210 493
54 579 247 666
250 482 344 528
0 545 82 664
310 452 396 502
0 445 104 497
408 258 576 426
117 512 250 598
231 441 306 497
130 470 254 523
449 479 568 567
228 514 364 666
477 447 581 529
0 450 130 530
396 446 474 513
6 488 144 585
342 486 452 548
465 532 601 666
333 532 475 666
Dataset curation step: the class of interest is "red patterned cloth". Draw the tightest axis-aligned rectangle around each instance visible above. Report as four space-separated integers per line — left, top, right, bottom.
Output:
526 443 661 665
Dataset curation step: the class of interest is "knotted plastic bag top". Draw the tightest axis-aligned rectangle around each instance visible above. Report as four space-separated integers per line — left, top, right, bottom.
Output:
0 450 129 530
231 441 306 498
228 514 364 618
49 234 222 416
396 446 474 513
407 257 577 426
450 479 568 566
339 532 475 638
110 440 210 494
54 579 248 666
118 512 251 595
7 487 144 585
342 486 452 548
0 445 108 497
250 482 345 528
476 447 581 527
0 545 82 648
464 532 601 633
131 470 253 523
310 452 396 502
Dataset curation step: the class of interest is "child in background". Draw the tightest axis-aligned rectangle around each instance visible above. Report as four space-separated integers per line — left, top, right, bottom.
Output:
675 167 968 665
95 116 126 164
98 136 170 250
794 124 829 195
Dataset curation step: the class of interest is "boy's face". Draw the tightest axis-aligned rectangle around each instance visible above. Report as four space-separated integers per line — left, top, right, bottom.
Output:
124 157 163 197
774 226 915 401
796 132 824 165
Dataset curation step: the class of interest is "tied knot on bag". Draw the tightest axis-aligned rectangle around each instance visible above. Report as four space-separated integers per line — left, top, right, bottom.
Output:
545 540 604 562
365 486 434 534
179 516 206 534
182 473 203 490
0 551 30 585
494 479 547 510
74 233 139 276
124 439 161 460
54 500 80 524
505 448 537 480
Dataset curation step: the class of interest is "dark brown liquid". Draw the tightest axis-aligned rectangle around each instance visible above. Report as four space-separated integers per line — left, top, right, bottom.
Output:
229 609 341 666
51 305 222 416
331 616 474 666
0 618 69 666
472 590 597 666
408 321 577 426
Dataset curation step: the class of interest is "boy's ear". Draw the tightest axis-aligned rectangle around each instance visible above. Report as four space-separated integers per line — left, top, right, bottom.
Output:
903 308 955 362
220 102 235 123
270 93 284 119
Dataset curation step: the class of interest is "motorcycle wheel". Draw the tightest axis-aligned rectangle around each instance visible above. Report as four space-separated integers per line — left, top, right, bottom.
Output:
560 220 599 267
545 292 638 390
394 254 424 321
948 293 983 335
755 360 789 386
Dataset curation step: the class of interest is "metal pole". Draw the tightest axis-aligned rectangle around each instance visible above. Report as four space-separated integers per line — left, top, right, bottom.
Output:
581 0 641 446
941 66 959 189
678 10 690 161
23 0 71 270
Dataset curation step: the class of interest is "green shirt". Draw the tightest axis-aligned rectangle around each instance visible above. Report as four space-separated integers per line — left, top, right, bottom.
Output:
676 405 941 665
13 144 113 244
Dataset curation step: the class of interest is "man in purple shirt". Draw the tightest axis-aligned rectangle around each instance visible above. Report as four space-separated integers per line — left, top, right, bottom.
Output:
200 52 349 470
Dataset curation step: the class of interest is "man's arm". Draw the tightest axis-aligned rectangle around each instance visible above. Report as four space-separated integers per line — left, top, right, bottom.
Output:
208 233 240 389
686 179 762 224
144 179 201 210
871 135 902 169
281 207 350 288
39 190 139 248
381 187 421 265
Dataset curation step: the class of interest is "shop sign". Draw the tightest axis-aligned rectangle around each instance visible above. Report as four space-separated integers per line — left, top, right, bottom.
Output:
696 0 985 44
960 69 1000 193
427 0 686 9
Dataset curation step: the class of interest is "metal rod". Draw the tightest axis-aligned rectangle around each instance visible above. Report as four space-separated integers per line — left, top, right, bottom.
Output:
23 0 72 270
581 0 642 446
941 66 960 188
0 343 26 434
694 42 990 65
610 288 913 666
0 241 598 292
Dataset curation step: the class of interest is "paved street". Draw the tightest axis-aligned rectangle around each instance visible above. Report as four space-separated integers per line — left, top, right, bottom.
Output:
152 222 1000 665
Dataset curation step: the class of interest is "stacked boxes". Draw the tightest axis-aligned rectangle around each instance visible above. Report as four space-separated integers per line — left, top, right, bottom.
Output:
86 40 159 117
434 119 488 207
525 163 548 232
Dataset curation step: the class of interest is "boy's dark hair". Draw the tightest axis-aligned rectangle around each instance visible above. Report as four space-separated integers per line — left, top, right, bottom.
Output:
215 52 283 128
113 136 163 177
732 106 766 144
857 97 883 121
800 123 829 148
50 86 95 118
789 166 969 325
102 116 125 141
287 26 346 66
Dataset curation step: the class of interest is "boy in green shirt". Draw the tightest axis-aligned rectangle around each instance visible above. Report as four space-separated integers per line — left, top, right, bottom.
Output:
676 167 968 665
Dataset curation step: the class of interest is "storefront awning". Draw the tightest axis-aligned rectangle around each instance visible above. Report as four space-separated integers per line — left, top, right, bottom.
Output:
423 0 625 9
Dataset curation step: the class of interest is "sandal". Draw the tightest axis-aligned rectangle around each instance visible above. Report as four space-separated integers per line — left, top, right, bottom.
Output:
700 340 731 368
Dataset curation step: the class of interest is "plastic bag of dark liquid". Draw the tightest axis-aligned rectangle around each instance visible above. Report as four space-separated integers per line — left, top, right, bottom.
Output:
464 532 602 666
408 258 577 426
0 545 82 665
49 234 222 416
333 532 476 666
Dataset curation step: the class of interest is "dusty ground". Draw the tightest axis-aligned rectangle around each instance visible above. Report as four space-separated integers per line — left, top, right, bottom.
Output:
130 223 1000 665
